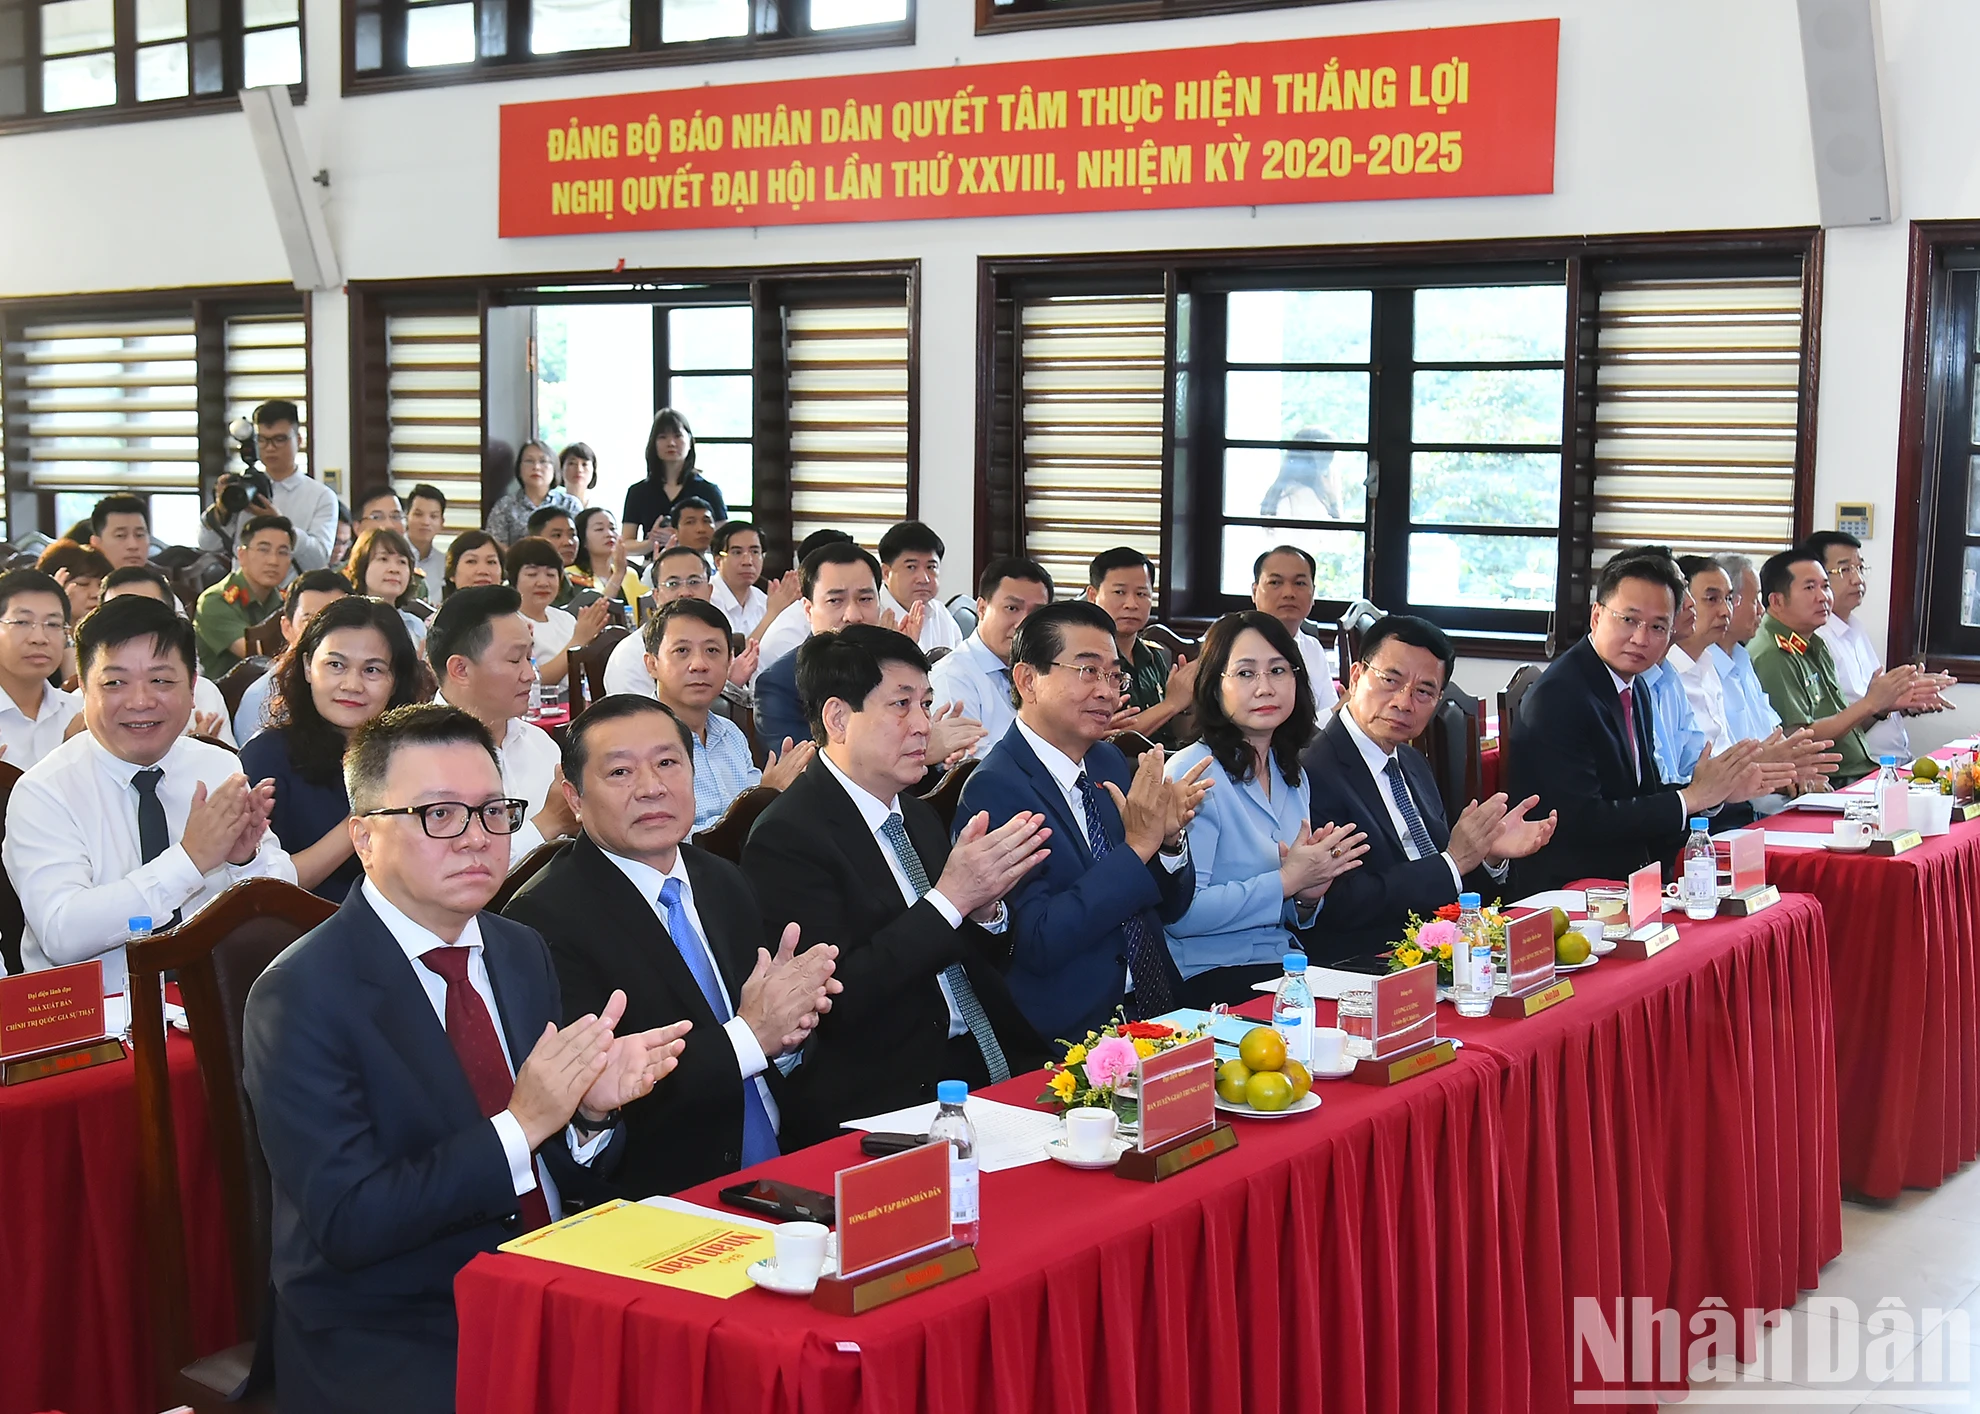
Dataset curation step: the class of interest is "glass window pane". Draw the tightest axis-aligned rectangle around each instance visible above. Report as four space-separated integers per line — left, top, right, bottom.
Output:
241 0 296 23
241 23 298 83
0 64 25 116
40 0 110 54
353 9 380 67
406 2 475 65
148 493 201 548
689 441 752 514
40 49 114 108
1222 524 1362 599
136 40 187 98
190 32 221 89
0 9 23 62
530 0 628 53
1226 371 1368 444
533 303 655 521
668 306 752 370
661 0 745 41
136 0 185 41
1410 452 1559 528
1412 369 1563 445
1414 285 1566 362
810 0 905 28
668 375 752 439
1224 447 1367 523
1408 532 1557 609
1227 290 1371 364
1964 546 1980 627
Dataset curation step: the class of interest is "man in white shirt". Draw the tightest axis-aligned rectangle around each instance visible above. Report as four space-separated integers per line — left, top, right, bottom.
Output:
1250 544 1341 716
876 521 963 656
406 484 450 602
1807 529 1952 763
603 545 758 699
427 586 575 862
751 530 857 685
100 566 251 748
198 399 339 571
929 556 1054 760
1668 556 1737 751
6 596 295 988
710 521 799 644
0 569 83 770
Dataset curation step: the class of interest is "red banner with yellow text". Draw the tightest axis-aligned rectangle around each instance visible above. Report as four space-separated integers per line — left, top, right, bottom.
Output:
498 19 1557 237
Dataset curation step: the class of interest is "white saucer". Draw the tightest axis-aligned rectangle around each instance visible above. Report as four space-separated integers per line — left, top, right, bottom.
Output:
1044 1134 1130 1169
1214 1090 1322 1120
1308 1060 1357 1081
1824 838 1874 853
1588 937 1618 955
747 1253 838 1296
1555 954 1601 973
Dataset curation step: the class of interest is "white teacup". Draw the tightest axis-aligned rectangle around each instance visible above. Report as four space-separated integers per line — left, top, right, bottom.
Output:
1571 919 1608 952
1832 818 1871 848
773 1220 829 1286
1310 1026 1348 1073
1064 1106 1119 1161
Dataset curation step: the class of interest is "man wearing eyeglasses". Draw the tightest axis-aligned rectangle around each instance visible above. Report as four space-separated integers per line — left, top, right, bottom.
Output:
602 545 761 698
198 400 340 571
1806 530 1954 766
243 703 689 1413
1302 614 1556 959
1511 550 1794 894
0 569 82 770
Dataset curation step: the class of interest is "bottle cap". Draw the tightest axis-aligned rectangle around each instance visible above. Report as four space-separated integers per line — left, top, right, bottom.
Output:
1283 952 1307 973
1458 892 1481 908
128 916 152 933
1690 817 1710 830
1883 755 1899 766
936 1079 968 1105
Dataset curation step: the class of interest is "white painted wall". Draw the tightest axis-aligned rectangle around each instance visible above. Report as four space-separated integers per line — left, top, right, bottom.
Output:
5 0 1980 739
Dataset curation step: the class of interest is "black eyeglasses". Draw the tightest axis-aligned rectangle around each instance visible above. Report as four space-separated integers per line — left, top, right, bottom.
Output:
358 799 529 838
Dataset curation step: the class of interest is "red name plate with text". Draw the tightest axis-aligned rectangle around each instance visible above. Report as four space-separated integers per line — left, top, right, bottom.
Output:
0 961 106 1060
1502 909 1556 995
1371 960 1438 1059
1627 863 1663 932
1135 1035 1217 1152
1726 829 1765 893
834 1141 952 1279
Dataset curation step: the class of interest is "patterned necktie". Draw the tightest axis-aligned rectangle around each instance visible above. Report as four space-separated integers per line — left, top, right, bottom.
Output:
877 813 1011 1084
418 946 553 1232
1073 772 1175 1016
1619 683 1640 781
1383 756 1438 860
657 877 779 1167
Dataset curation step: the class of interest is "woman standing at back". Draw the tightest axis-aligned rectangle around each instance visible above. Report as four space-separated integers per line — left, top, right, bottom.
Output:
622 408 728 546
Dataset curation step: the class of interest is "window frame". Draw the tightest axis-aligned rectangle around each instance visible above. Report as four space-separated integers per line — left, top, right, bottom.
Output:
975 0 1349 36
0 0 305 137
977 230 1821 658
652 291 755 521
342 0 913 97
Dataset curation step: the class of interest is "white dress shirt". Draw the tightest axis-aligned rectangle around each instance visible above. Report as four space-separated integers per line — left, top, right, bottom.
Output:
7 731 297 989
711 579 769 640
751 601 811 687
191 673 236 746
0 681 81 771
1818 612 1911 761
602 631 658 699
879 587 963 654
1338 707 1504 891
361 879 608 1216
1668 645 1731 752
436 692 565 863
928 631 1015 759
594 845 780 1131
527 606 576 662
1294 630 1341 718
415 546 447 603
199 469 340 572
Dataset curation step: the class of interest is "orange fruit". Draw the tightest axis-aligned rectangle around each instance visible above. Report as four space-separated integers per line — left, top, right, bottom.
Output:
1215 1058 1253 1104
1245 1070 1295 1112
1282 1059 1312 1102
1238 1026 1287 1073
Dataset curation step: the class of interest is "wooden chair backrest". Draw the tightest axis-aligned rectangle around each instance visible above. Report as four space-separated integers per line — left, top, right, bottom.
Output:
488 836 573 912
919 756 980 830
691 784 779 863
1107 729 1158 765
215 660 269 722
1142 623 1197 660
241 611 286 660
1497 663 1547 790
576 625 631 710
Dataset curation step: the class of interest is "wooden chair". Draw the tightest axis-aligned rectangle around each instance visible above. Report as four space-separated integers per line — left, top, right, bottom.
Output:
241 611 286 660
128 877 339 1413
193 733 239 755
1142 623 1197 661
1107 729 1157 765
1409 695 1473 821
576 625 631 711
216 660 269 722
691 784 779 863
489 835 573 912
0 759 22 975
1335 598 1384 671
1497 664 1547 793
925 646 951 665
919 756 980 830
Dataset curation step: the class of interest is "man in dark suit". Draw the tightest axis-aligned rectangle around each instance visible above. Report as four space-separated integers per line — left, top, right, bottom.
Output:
505 695 839 1197
955 601 1212 1042
1302 615 1556 960
1511 551 1790 894
741 625 1050 1149
243 705 689 1414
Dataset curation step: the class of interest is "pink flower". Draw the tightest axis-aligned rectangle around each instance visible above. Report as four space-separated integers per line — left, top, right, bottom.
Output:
1083 1036 1140 1091
1417 920 1458 951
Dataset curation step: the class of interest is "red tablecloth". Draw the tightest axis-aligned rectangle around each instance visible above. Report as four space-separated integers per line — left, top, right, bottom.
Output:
1761 805 1980 1198
0 1032 236 1414
454 896 1838 1414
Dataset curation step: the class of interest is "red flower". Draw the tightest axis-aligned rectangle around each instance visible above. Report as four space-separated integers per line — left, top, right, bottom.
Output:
1119 1021 1174 1039
1434 903 1462 922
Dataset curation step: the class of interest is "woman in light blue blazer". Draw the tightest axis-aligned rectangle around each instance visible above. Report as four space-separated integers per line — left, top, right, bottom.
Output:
1165 611 1368 1006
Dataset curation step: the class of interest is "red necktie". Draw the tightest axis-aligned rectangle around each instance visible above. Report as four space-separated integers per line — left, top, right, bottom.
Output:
1618 684 1639 779
420 946 553 1232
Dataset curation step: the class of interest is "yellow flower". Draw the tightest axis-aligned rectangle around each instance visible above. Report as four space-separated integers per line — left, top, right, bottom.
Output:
1436 941 1453 960
1049 1069 1077 1101
1395 944 1423 968
1132 1037 1158 1058
1063 1043 1088 1068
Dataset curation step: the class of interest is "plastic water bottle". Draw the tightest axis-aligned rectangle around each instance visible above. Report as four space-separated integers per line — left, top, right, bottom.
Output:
1680 818 1718 920
1273 951 1314 1066
1876 755 1909 834
126 916 153 944
527 656 544 719
1454 892 1494 1018
926 1079 979 1246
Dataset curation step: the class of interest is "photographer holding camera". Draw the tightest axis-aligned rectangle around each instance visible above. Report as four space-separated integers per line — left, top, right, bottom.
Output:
199 400 339 573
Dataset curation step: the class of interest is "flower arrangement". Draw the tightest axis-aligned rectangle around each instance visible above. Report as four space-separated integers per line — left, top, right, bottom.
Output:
1385 900 1511 983
1038 1016 1206 1111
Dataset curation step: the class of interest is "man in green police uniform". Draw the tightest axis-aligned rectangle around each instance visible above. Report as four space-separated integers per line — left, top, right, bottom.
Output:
1747 547 1937 787
1084 546 1195 748
193 514 292 678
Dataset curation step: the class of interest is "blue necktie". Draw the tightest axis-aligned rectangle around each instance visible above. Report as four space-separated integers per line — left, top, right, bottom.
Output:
658 876 779 1168
1074 772 1175 1016
1384 756 1439 861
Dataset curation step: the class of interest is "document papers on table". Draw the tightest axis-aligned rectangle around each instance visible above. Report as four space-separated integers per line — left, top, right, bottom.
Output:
841 1096 1062 1171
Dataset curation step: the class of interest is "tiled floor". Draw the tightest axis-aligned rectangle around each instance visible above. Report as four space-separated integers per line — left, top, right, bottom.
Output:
1671 1161 1980 1412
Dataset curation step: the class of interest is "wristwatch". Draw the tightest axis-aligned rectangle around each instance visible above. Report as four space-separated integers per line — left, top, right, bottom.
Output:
571 1107 619 1139
1159 831 1189 859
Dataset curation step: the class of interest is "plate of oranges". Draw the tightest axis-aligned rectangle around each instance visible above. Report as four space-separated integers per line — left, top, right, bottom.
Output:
1212 1026 1321 1118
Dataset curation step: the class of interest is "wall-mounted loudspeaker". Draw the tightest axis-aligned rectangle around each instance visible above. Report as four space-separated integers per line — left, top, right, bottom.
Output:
1796 0 1897 228
240 84 342 291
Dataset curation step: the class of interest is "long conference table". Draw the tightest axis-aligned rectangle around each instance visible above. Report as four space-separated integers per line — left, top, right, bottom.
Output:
454 891 1839 1414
